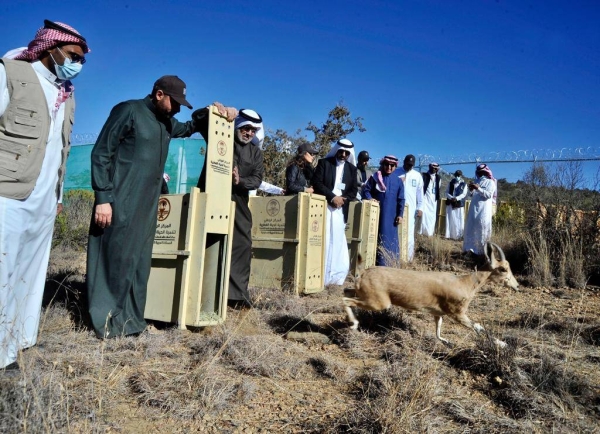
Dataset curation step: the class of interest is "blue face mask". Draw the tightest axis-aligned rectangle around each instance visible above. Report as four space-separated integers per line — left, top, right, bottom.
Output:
51 48 83 80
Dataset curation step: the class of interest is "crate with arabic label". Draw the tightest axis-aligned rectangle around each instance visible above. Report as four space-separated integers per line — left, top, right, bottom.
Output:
249 192 326 294
145 106 236 328
345 200 380 275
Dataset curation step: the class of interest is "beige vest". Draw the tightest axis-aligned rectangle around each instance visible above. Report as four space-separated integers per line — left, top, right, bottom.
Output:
0 58 75 200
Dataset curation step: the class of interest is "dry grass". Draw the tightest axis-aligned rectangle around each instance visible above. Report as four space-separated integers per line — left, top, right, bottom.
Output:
3 200 600 432
332 344 446 432
414 233 457 269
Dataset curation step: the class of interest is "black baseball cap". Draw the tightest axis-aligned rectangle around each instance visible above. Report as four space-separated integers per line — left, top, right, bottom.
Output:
298 143 318 155
357 150 371 161
153 75 193 109
404 154 416 165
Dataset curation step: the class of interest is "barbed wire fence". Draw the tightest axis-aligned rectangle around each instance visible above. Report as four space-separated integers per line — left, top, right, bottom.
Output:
71 132 599 185
416 146 600 168
71 133 99 145
365 146 600 180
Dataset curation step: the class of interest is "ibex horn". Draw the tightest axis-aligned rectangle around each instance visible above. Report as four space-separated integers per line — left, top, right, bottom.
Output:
483 242 491 263
491 242 506 262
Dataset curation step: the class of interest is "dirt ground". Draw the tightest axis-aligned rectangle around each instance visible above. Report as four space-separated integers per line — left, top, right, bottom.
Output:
2 243 600 433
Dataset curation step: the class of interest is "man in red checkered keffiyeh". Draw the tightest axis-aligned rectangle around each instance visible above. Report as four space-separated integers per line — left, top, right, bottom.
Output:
8 19 89 62
0 19 89 370
4 20 89 88
4 20 90 113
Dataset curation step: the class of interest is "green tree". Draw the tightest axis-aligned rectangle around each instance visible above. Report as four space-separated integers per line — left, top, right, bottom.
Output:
261 102 366 192
305 102 366 156
261 129 308 189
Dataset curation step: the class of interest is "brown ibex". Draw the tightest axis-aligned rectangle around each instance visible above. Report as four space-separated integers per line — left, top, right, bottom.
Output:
343 242 519 346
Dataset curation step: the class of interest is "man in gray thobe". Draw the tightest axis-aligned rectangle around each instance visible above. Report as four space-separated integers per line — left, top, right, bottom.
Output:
195 109 264 308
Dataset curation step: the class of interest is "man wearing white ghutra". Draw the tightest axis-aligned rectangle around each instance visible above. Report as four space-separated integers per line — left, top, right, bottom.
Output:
312 139 358 286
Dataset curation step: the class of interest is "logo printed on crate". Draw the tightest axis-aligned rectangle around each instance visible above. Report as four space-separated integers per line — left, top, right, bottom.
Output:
266 199 280 217
157 197 171 221
217 140 227 156
312 219 319 232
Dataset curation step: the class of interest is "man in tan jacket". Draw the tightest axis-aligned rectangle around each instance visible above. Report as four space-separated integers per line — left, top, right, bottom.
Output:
0 20 90 369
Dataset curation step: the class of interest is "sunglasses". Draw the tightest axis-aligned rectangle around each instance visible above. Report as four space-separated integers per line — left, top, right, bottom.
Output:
382 162 397 167
337 149 350 155
58 47 86 64
239 125 258 133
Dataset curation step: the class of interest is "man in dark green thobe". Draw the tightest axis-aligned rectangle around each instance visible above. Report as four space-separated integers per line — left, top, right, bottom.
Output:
86 76 197 338
196 109 264 308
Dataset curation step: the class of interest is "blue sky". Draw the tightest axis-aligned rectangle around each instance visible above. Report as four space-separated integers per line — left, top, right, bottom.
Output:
1 0 599 185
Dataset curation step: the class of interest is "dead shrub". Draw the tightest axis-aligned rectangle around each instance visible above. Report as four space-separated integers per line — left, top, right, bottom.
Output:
0 352 102 433
522 356 594 410
128 365 242 420
414 234 456 268
189 334 226 363
217 334 311 380
52 189 94 251
0 375 70 433
442 399 526 433
330 350 443 433
440 329 599 425
504 311 573 335
249 285 300 312
48 189 94 280
517 162 600 288
376 245 403 269
523 230 554 287
441 334 542 419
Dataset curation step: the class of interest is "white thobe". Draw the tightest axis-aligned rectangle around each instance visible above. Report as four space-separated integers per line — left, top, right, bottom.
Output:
419 173 437 236
0 61 64 368
445 178 468 240
463 176 496 254
395 167 423 261
324 160 350 285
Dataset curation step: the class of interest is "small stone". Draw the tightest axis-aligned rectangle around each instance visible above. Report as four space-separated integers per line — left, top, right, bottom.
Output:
285 331 331 345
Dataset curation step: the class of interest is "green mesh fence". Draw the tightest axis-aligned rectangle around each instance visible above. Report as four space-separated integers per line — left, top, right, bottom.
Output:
65 138 206 194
